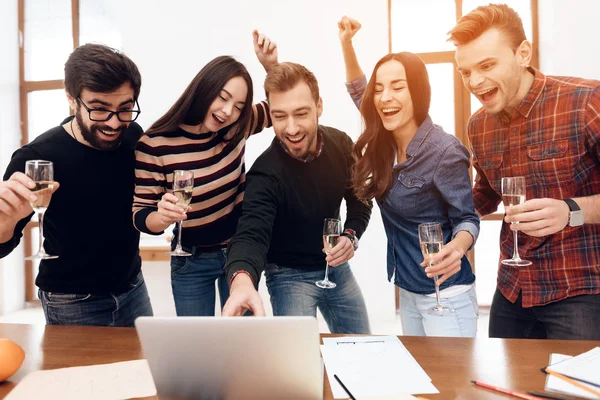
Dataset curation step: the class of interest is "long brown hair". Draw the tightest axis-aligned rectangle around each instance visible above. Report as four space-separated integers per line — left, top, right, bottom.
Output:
145 56 253 144
352 52 431 201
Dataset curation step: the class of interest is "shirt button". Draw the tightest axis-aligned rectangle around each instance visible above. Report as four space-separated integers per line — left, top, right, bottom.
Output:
513 158 518 163
512 127 518 132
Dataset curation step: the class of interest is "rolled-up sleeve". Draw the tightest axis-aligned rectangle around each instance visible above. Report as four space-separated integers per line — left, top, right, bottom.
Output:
345 75 367 110
433 140 480 249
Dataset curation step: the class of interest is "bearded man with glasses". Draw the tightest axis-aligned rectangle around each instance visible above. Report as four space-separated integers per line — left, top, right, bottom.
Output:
0 43 153 327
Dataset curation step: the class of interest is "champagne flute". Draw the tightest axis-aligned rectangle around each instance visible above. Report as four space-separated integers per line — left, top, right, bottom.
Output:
418 222 454 316
501 176 532 266
25 160 58 260
166 170 194 257
315 218 341 289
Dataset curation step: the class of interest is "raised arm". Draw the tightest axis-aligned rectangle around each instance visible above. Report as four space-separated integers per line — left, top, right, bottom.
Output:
338 16 367 109
339 16 364 82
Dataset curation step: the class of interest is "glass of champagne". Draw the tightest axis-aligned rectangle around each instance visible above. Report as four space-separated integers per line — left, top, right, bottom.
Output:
25 160 58 260
315 218 341 289
501 176 532 266
166 170 194 257
418 222 454 316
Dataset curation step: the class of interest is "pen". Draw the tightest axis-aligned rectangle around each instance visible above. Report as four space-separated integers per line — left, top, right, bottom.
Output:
334 374 356 400
472 380 546 400
527 391 578 400
542 368 600 397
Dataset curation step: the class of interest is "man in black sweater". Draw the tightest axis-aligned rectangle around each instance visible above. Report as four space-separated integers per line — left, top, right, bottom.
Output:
223 62 372 334
0 44 152 326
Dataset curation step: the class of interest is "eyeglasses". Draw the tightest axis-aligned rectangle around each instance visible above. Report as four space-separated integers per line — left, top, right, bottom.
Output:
77 98 141 122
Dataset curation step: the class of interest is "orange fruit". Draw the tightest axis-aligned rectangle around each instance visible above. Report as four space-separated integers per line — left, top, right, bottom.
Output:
0 338 25 381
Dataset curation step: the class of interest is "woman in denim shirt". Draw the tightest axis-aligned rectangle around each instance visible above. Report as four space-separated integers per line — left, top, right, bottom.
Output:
339 17 480 337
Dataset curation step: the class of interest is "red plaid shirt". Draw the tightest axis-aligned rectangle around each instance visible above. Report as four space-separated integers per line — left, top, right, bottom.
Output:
469 68 600 307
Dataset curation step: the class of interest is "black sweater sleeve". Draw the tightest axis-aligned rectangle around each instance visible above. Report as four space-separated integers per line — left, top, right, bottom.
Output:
225 167 281 286
340 133 372 239
0 146 40 258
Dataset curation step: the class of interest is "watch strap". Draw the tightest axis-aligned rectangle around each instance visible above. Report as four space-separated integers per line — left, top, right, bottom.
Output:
563 198 580 211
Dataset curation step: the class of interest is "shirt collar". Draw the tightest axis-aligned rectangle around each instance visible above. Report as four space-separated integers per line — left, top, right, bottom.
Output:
392 116 434 167
278 127 324 163
514 67 546 118
496 67 546 122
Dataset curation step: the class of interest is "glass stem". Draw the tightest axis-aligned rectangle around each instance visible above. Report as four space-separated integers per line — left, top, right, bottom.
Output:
175 220 184 251
431 261 442 306
38 211 46 255
512 227 521 261
323 260 330 282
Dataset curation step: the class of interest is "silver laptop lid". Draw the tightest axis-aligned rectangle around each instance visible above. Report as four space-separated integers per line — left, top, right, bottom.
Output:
135 316 323 400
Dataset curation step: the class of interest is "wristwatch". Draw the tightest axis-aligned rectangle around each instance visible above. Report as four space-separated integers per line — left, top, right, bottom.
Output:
563 198 584 227
341 229 359 251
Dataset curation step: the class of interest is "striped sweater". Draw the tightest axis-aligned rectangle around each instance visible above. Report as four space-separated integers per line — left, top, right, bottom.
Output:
133 101 270 250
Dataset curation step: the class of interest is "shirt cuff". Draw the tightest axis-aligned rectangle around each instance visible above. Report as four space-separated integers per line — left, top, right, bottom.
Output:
345 75 367 109
133 208 164 235
452 222 480 251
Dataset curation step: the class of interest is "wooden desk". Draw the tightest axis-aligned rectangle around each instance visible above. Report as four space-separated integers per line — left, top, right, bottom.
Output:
0 323 597 399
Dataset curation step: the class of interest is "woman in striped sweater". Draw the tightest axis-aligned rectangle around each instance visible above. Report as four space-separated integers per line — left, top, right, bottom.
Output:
133 31 277 316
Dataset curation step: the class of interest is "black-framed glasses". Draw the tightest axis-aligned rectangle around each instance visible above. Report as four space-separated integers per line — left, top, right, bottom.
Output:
77 98 141 122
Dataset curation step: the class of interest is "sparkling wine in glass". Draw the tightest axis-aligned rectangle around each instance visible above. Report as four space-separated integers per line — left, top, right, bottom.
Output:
167 170 194 257
316 218 341 289
501 176 532 266
418 222 454 316
25 160 58 260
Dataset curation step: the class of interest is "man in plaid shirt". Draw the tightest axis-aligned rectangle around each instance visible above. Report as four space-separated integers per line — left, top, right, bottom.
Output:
447 4 600 339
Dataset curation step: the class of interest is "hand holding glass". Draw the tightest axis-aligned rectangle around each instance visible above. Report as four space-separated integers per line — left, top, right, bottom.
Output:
418 222 454 316
501 176 532 266
166 170 194 257
25 160 58 260
315 218 341 289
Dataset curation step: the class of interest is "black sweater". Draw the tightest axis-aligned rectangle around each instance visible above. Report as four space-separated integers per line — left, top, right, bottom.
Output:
225 125 372 285
0 117 143 294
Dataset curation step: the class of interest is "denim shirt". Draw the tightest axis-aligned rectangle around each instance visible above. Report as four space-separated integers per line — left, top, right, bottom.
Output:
347 74 479 294
378 116 479 294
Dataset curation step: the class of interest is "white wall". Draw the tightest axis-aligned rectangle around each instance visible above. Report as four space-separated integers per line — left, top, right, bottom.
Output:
538 0 600 79
118 0 396 331
0 0 26 315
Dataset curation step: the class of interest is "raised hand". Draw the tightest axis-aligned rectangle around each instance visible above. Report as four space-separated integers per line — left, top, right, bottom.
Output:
253 29 279 73
338 16 362 43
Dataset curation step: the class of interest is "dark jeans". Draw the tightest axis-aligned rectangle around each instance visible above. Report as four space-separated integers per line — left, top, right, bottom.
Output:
265 262 371 334
170 248 229 316
489 288 600 340
39 271 153 327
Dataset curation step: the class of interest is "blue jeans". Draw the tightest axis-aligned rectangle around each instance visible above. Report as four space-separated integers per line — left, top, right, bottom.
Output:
265 262 371 334
39 271 153 327
171 248 229 316
399 286 478 337
489 289 600 340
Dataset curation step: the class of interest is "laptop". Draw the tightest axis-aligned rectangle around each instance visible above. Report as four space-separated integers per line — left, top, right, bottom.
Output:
135 316 323 400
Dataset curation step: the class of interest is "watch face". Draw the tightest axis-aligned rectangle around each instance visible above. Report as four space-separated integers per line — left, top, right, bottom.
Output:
570 210 585 227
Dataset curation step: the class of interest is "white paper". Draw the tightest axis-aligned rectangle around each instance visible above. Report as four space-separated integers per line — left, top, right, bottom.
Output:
321 336 438 399
545 354 600 399
546 347 600 387
6 359 157 400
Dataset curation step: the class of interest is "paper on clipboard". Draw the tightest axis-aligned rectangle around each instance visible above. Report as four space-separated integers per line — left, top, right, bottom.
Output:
321 336 438 399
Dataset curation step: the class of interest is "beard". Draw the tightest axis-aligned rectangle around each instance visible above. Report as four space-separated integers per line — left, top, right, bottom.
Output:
279 127 319 160
75 111 126 150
